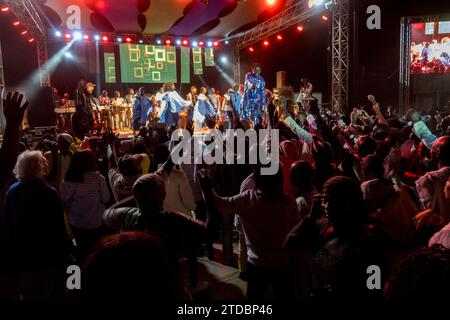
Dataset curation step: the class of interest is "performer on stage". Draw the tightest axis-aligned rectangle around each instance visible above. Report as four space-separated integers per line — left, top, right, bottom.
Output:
132 87 152 132
186 86 198 122
241 63 266 125
73 79 95 139
193 87 216 128
223 84 243 128
208 87 220 112
98 90 111 106
98 89 112 130
160 82 191 128
125 88 135 130
111 90 126 131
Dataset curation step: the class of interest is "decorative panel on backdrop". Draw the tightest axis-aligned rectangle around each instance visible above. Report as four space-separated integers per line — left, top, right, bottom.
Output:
205 48 215 67
181 47 191 84
104 52 117 83
192 48 203 75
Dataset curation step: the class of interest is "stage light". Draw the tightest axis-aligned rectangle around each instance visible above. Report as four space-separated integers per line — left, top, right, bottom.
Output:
192 41 198 47
313 0 325 6
117 37 123 42
126 37 132 43
225 40 229 45
73 31 82 40
94 34 100 41
220 56 228 64
199 41 204 46
13 21 20 26
263 40 269 46
266 0 276 5
28 38 34 43
277 34 283 40
65 33 71 39
21 30 28 35
156 39 162 44
138 39 143 44
165 39 171 45
176 39 182 45
249 47 254 52
322 15 328 21
55 30 62 37
1 7 9 12
207 41 213 47
64 52 73 59
182 40 188 45
102 36 109 41
214 41 219 47
297 25 303 32
83 34 89 40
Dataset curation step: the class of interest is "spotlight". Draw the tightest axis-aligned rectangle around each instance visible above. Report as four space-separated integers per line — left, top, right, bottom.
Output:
117 37 123 42
126 37 132 43
263 40 269 46
55 30 62 37
28 38 34 43
156 39 162 44
207 41 213 47
73 31 82 40
165 39 171 45
249 47 254 52
83 35 89 40
1 7 9 12
220 56 228 64
64 52 73 59
176 39 181 45
225 40 229 45
313 0 325 6
322 15 328 21
65 33 71 39
102 36 109 41
182 40 188 45
94 34 100 41
266 0 276 5
297 25 303 32
277 34 283 40
138 39 144 44
192 41 198 47
199 41 204 46
13 21 20 26
214 41 219 47
21 30 28 35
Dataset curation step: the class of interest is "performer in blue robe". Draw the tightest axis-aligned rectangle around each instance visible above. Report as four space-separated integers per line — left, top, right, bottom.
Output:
132 87 152 132
159 83 190 128
193 87 216 127
241 64 266 125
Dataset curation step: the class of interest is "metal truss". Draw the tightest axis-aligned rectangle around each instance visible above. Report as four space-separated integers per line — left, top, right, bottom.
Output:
234 1 326 50
399 17 411 114
232 41 241 84
331 0 349 110
4 0 50 87
0 41 5 132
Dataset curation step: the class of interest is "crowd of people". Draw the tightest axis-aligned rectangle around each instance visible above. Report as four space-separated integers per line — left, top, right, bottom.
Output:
1 70 450 307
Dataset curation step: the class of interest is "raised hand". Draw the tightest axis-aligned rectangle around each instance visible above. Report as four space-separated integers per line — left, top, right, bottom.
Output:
205 115 216 129
3 91 29 128
103 126 117 146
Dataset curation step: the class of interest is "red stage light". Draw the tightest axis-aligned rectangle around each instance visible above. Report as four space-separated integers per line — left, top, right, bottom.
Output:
165 39 171 45
266 0 276 5
21 30 28 35
65 33 71 39
102 36 109 41
263 40 269 46
322 15 328 21
214 41 219 47
297 25 303 32
13 21 20 26
277 35 283 40
28 38 34 43
182 40 188 45
1 7 9 12
199 41 204 46
249 47 254 52
83 35 89 40
126 37 132 43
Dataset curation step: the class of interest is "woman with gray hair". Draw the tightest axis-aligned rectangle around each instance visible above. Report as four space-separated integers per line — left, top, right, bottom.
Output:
4 150 72 299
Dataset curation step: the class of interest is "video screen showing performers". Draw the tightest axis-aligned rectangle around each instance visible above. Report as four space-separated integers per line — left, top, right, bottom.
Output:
410 21 450 74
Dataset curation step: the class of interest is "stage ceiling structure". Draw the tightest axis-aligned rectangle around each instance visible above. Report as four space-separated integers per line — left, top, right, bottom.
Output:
2 0 350 109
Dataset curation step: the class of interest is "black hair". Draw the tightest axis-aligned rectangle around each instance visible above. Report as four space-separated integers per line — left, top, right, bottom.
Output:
65 150 97 183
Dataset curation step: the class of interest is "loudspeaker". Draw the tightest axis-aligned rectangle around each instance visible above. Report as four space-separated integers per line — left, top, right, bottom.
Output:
27 87 56 128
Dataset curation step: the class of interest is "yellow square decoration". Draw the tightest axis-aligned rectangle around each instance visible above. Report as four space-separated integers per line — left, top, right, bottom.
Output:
134 67 144 78
155 48 165 62
167 51 176 63
156 61 164 70
146 58 155 70
145 45 155 55
152 71 161 82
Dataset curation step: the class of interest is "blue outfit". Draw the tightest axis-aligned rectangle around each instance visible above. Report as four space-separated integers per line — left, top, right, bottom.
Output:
230 90 242 117
132 93 152 130
160 90 190 128
193 94 216 126
241 72 266 125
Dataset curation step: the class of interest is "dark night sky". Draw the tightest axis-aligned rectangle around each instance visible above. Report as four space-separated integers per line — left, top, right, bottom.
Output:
2 0 450 107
